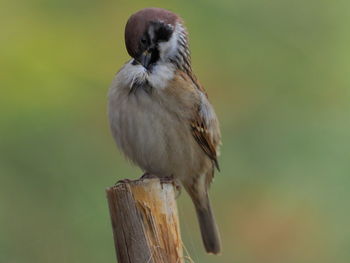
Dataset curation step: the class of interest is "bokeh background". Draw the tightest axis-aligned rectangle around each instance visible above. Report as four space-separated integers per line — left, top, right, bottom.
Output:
1 0 349 262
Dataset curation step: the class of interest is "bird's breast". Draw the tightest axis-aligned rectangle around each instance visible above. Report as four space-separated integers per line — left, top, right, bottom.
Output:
108 83 204 181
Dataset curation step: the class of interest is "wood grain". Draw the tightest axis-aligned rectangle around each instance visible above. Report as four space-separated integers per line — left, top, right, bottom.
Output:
106 178 183 263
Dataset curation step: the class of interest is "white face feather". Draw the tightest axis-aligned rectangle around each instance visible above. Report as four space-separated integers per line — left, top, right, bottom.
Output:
117 59 175 90
117 23 189 91
157 23 189 64
157 23 178 61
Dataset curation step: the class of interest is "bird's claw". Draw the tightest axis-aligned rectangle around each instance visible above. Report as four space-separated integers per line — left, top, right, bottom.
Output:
115 178 132 185
140 172 158 180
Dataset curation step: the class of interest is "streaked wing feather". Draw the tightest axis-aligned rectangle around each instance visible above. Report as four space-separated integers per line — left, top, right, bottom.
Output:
191 112 220 171
177 69 220 171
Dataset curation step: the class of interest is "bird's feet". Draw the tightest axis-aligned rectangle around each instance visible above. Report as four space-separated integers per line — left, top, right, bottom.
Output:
140 172 158 180
114 178 132 185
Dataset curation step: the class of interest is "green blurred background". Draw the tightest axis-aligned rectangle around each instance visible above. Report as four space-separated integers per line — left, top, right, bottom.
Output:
1 0 349 262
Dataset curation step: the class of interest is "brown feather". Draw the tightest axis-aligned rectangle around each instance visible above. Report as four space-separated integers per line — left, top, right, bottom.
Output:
173 70 220 171
191 111 220 171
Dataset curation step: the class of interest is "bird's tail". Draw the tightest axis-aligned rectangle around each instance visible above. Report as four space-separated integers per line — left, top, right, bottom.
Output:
191 192 221 254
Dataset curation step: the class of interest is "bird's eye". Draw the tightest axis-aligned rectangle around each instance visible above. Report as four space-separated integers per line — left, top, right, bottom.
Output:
140 37 147 45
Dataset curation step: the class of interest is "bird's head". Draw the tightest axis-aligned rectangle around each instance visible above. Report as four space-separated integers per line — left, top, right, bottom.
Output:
125 8 190 72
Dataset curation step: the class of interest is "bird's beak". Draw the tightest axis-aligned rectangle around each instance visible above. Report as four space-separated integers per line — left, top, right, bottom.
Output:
139 50 152 69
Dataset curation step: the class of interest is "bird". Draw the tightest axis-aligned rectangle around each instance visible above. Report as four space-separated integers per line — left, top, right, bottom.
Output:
108 7 222 254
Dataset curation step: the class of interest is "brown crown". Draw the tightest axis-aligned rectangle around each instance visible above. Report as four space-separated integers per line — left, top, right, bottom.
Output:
124 8 179 58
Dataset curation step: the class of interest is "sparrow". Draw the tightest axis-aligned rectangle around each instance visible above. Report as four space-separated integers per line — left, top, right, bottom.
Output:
108 7 222 254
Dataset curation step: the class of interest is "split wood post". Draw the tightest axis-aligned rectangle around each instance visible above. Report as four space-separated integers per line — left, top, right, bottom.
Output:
106 178 184 263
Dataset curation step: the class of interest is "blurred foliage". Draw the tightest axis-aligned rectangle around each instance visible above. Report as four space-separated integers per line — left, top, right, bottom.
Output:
1 0 349 262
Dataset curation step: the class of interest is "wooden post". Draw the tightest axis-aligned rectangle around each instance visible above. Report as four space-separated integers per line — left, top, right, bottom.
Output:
106 178 184 263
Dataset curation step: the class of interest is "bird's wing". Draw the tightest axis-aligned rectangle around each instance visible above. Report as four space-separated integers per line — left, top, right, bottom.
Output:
183 71 221 171
190 92 221 171
165 70 221 171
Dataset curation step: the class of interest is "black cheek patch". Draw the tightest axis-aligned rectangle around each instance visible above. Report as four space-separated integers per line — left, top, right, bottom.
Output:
149 48 160 68
151 21 174 42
